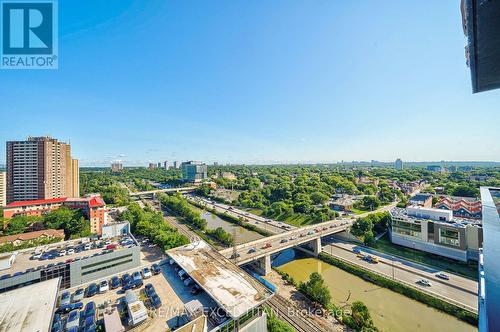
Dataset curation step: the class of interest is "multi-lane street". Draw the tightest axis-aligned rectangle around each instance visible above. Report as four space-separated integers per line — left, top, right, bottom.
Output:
322 239 478 312
185 194 295 234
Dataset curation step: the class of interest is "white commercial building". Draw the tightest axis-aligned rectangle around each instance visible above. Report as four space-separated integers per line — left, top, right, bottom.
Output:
0 171 6 207
390 206 483 261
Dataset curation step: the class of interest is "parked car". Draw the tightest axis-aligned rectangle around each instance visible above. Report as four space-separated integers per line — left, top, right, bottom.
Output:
84 243 92 251
122 279 143 291
247 248 256 254
60 291 71 306
85 283 98 297
56 301 83 314
144 283 156 298
121 273 131 286
66 310 80 330
280 239 288 243
132 271 143 282
82 316 96 332
230 253 240 259
353 248 361 254
191 284 202 295
150 294 162 309
67 248 75 255
435 273 449 280
151 263 161 275
31 252 42 260
99 280 109 293
184 277 194 286
58 250 66 257
84 301 96 318
261 243 272 249
71 289 84 303
142 267 152 279
178 269 188 280
110 276 120 289
307 230 315 235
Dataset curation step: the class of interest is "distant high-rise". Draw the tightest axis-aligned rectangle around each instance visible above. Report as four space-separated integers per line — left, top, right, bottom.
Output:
0 171 6 207
148 163 156 170
174 161 180 169
182 161 207 182
157 162 162 169
6 136 79 203
111 161 123 172
395 158 403 170
163 161 169 170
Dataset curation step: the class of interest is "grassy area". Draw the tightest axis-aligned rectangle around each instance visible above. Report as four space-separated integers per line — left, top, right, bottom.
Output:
318 253 478 326
351 208 370 215
369 234 478 280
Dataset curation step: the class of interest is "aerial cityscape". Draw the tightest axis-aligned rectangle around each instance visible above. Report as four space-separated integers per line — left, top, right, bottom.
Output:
0 1 499 332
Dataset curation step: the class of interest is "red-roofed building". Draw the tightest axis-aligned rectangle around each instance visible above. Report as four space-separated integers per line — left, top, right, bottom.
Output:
3 194 108 235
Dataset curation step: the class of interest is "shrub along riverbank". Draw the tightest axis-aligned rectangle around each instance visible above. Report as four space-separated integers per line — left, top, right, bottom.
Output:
317 252 478 326
157 193 234 247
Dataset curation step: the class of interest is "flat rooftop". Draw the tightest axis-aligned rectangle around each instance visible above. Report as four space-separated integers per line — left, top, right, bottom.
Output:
390 207 481 228
0 234 137 277
167 241 272 319
0 278 60 332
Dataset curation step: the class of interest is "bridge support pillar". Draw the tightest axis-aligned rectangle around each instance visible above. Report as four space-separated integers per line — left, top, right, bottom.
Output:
296 237 322 257
250 254 272 276
311 237 321 256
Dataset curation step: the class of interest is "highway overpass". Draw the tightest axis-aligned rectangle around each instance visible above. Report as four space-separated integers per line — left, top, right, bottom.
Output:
130 187 196 196
219 219 352 275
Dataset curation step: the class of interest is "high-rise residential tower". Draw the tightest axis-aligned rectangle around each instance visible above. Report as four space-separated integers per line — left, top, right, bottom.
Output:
6 136 80 203
0 171 6 207
395 158 403 170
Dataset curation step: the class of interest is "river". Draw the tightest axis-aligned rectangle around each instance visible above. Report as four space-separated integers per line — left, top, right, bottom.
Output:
199 211 264 245
272 249 476 332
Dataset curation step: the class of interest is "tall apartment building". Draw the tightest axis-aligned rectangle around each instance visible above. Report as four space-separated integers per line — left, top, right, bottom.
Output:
111 161 123 172
6 136 79 203
163 161 169 170
395 158 403 170
0 171 6 207
173 161 180 169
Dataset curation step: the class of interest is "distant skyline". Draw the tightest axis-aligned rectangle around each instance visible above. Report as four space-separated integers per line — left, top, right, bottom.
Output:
0 1 499 166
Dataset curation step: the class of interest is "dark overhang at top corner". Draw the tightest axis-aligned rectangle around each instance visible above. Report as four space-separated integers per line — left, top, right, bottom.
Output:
461 0 500 93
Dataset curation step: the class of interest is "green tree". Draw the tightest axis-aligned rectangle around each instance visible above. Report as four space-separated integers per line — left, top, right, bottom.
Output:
299 272 332 307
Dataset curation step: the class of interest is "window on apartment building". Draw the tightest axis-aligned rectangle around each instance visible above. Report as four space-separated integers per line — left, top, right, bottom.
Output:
439 229 460 247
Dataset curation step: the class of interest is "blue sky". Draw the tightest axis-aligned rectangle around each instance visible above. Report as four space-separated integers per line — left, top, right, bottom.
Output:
0 1 499 166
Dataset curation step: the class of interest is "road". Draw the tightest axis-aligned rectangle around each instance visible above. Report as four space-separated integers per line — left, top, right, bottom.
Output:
322 238 478 312
185 195 293 234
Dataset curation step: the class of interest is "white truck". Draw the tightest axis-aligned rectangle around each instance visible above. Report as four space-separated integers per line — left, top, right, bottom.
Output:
125 291 148 326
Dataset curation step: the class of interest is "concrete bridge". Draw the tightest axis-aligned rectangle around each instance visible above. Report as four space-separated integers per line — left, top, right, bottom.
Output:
219 219 352 275
129 187 196 197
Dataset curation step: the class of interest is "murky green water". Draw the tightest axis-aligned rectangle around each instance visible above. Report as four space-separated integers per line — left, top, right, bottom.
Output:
275 254 476 332
199 211 264 244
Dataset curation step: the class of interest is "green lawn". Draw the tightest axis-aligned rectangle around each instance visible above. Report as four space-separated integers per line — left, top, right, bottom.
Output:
369 234 478 280
351 208 370 215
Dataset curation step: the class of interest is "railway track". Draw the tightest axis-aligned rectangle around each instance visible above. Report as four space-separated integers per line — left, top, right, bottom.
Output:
266 295 327 332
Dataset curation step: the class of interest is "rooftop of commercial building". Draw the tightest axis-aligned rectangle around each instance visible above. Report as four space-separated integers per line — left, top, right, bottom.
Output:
390 206 481 228
410 193 432 201
167 241 273 319
0 234 137 278
0 278 60 332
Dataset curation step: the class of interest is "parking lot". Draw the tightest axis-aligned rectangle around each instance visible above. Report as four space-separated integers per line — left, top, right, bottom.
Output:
2 235 138 278
55 261 218 331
